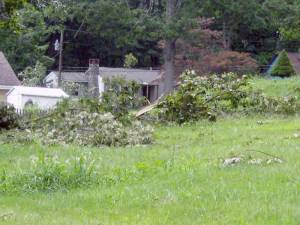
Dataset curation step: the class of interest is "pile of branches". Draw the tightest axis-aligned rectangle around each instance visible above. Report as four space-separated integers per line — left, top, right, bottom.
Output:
21 99 153 147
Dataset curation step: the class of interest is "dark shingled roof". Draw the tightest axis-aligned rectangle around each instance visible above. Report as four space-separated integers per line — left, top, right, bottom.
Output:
0 52 20 86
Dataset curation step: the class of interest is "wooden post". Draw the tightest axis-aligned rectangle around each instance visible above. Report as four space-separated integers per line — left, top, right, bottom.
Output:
146 85 149 101
58 30 64 87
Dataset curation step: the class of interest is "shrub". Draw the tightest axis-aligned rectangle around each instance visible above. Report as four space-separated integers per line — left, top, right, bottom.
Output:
0 103 19 130
270 50 296 77
157 71 300 123
102 77 146 118
158 71 250 123
201 51 258 75
124 53 138 68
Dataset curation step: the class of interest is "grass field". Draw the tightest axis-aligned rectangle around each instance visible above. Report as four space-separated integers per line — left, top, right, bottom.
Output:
250 76 300 97
1 77 300 225
1 115 300 224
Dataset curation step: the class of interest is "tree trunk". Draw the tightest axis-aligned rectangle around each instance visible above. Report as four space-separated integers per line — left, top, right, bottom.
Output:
164 0 176 93
163 40 176 93
222 21 231 50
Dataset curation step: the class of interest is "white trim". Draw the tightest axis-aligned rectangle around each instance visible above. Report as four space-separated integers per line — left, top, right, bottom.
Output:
0 85 13 90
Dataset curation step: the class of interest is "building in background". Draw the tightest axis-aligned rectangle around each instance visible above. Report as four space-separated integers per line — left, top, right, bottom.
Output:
6 86 68 110
44 60 164 102
0 52 21 102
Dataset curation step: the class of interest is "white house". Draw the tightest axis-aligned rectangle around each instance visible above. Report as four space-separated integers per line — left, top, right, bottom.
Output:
43 60 164 102
6 86 69 110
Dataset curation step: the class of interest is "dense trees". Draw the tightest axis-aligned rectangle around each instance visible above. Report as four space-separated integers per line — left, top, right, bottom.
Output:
1 0 300 89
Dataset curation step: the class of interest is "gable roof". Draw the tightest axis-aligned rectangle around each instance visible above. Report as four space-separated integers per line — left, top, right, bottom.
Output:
0 52 21 86
287 52 300 75
49 68 162 85
7 86 69 98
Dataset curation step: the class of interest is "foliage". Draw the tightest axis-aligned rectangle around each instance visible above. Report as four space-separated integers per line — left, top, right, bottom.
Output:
62 81 88 97
270 50 296 77
0 103 19 130
17 96 153 147
18 61 47 86
158 71 300 123
35 111 153 147
0 152 97 192
124 53 138 68
173 18 223 75
102 77 146 118
201 51 258 75
0 3 53 72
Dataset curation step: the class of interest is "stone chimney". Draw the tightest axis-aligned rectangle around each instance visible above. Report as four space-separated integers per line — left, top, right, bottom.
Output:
87 59 100 98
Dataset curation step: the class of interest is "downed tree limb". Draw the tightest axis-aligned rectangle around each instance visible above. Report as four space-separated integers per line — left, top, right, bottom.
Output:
135 101 159 118
135 95 165 118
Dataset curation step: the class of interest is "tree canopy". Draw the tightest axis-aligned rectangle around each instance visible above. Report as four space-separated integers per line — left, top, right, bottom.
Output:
1 0 300 83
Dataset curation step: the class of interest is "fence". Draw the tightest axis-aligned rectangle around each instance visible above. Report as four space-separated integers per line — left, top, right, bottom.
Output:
15 108 51 116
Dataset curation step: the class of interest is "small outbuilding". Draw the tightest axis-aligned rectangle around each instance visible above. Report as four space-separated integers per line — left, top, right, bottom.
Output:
6 86 69 110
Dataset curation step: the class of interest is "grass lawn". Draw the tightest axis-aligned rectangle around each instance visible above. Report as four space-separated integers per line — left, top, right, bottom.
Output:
1 115 300 224
250 76 300 97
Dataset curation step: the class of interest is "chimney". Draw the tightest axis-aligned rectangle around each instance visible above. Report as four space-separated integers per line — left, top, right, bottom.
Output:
87 59 100 98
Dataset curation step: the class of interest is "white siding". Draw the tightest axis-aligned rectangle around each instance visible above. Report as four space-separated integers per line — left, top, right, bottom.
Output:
6 86 68 110
21 95 63 110
44 72 59 88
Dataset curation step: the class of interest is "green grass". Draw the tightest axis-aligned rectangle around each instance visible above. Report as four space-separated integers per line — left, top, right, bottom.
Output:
250 76 300 97
1 116 300 224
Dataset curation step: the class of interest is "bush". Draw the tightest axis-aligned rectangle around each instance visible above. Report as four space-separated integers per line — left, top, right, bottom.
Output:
124 53 138 68
270 50 296 77
157 71 300 123
158 71 250 123
0 103 19 130
201 51 258 75
102 77 146 118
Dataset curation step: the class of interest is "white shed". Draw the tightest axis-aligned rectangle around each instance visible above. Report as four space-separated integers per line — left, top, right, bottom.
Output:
6 86 69 110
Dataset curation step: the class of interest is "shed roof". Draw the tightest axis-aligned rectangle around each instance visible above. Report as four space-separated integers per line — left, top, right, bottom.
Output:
0 52 21 86
7 86 69 98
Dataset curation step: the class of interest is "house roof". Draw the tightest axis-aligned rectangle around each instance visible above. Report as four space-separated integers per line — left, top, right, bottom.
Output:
50 67 163 85
0 52 21 86
99 67 162 85
287 52 300 75
7 86 69 98
51 71 87 83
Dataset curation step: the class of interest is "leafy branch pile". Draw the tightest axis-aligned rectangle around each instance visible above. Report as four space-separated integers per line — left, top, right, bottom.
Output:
158 71 300 123
34 109 153 147
0 77 152 147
